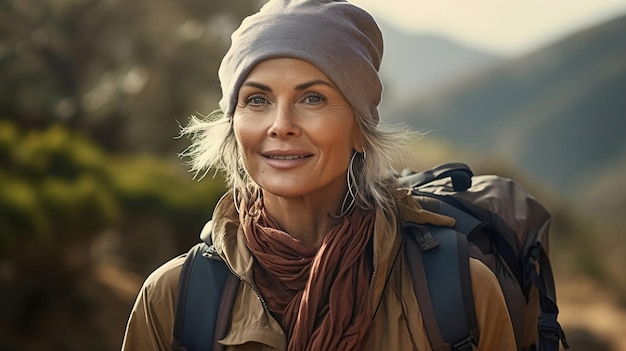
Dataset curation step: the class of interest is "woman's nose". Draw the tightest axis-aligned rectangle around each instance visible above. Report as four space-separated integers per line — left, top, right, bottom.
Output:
267 104 301 138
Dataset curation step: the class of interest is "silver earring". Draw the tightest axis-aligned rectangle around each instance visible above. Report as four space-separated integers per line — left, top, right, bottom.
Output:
232 185 241 214
335 150 364 217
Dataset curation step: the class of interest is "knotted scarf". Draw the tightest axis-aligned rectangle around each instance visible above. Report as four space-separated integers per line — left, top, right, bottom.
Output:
242 200 375 350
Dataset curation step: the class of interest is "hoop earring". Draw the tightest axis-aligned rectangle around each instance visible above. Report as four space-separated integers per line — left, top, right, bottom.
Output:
335 150 364 217
233 185 241 214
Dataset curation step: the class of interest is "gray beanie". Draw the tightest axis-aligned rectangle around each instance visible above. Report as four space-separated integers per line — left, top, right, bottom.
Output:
218 0 384 124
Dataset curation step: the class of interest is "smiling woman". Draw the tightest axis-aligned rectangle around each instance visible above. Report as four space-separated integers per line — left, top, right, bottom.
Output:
234 58 362 244
121 1 517 351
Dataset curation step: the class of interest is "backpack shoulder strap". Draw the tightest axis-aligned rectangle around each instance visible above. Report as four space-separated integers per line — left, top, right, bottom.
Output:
401 163 479 351
173 221 240 351
404 223 478 351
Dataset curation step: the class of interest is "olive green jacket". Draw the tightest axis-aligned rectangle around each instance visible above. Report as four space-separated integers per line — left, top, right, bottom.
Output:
122 190 516 351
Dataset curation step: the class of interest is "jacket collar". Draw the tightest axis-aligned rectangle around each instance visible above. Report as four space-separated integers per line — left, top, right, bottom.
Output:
209 188 455 309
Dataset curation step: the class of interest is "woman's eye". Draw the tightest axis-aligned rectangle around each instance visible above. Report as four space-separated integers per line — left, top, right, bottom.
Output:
302 93 325 104
247 96 268 106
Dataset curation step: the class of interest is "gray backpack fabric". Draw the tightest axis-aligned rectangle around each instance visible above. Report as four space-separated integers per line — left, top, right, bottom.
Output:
401 163 568 351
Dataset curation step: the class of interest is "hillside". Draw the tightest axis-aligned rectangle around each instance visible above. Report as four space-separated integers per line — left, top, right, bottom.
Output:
394 13 626 196
376 20 501 115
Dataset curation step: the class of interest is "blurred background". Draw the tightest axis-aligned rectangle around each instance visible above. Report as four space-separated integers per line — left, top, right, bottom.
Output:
1 0 625 350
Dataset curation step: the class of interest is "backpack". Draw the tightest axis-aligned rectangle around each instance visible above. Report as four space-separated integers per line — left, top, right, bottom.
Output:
172 162 569 351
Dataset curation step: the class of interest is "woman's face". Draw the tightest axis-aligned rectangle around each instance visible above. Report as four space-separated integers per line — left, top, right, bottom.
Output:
233 58 362 203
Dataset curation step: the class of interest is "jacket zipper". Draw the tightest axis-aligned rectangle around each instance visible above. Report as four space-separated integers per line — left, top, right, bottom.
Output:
371 236 403 319
369 268 377 290
223 263 270 312
243 278 269 312
206 243 271 312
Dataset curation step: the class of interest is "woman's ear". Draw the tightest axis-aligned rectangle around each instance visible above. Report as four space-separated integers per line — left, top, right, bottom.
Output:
352 129 366 153
351 111 367 152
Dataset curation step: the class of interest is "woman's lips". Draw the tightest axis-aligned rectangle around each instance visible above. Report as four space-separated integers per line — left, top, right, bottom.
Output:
262 150 313 169
266 155 308 160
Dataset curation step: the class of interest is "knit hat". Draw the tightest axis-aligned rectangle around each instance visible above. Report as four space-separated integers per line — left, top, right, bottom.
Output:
218 0 384 124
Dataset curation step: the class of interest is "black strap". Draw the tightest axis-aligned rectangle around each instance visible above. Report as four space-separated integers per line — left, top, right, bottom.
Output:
405 226 444 349
404 224 477 351
527 243 569 350
213 273 240 351
398 162 473 191
173 231 239 351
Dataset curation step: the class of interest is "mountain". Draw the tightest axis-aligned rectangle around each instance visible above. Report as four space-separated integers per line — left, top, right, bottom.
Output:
376 21 502 117
393 13 626 196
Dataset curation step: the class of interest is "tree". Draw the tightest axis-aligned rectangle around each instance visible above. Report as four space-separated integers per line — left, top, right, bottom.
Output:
0 0 262 153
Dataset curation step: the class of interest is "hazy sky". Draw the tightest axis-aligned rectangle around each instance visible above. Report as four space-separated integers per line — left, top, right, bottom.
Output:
351 0 626 56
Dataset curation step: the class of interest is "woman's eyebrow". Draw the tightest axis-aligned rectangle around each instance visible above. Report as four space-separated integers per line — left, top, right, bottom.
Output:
295 80 334 91
241 79 334 92
241 81 271 92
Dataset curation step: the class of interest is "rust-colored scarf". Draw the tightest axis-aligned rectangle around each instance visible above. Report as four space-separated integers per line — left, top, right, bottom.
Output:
242 200 375 351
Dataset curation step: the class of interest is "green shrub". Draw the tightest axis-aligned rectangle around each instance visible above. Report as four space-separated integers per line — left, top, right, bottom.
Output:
0 173 48 248
0 120 225 259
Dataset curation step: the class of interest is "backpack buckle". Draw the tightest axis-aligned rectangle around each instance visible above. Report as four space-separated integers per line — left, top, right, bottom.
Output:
202 244 224 261
453 335 475 351
539 312 569 349
404 223 440 251
420 235 440 251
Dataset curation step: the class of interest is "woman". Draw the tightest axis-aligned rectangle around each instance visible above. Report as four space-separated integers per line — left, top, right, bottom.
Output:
122 0 516 350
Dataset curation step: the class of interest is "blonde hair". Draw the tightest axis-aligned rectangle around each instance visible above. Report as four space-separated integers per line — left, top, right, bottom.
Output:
179 110 414 215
